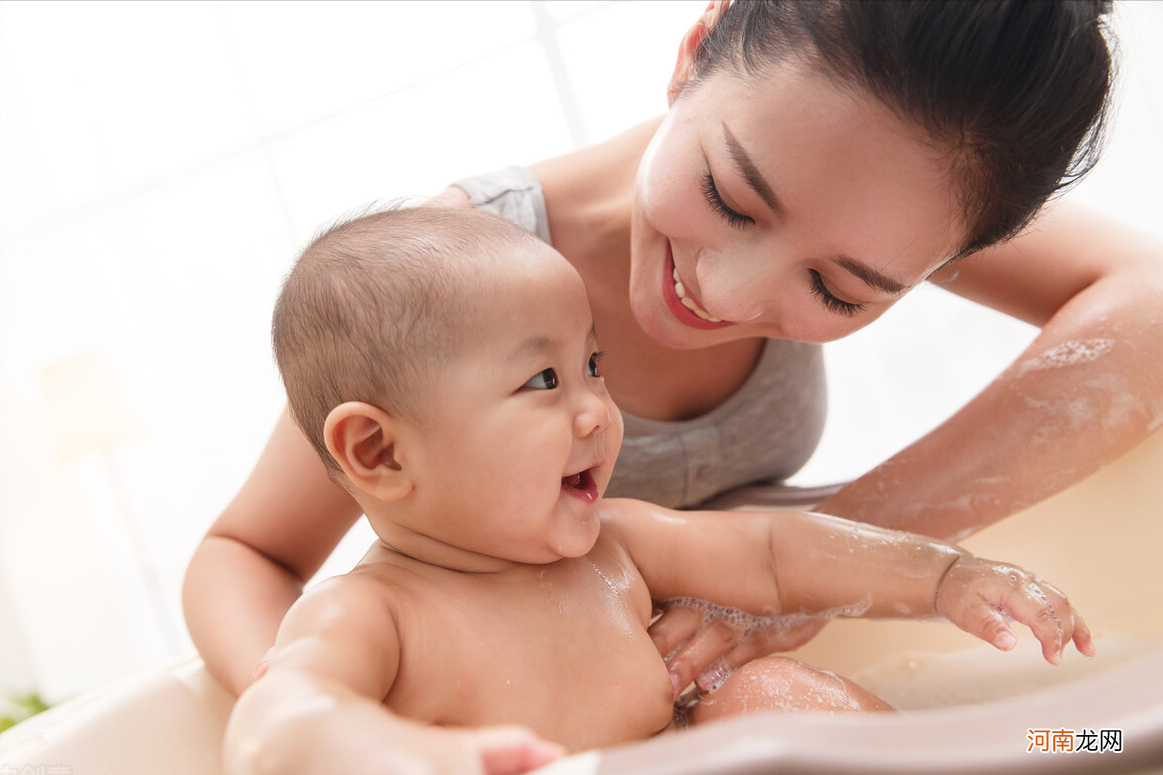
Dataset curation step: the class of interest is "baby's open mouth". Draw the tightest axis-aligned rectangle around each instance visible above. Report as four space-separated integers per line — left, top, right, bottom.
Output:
561 468 598 502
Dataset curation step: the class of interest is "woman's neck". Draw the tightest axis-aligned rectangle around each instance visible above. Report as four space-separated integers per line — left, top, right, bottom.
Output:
529 116 662 276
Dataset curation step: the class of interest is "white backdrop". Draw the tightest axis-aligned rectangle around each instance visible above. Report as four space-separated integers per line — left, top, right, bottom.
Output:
1 0 1160 702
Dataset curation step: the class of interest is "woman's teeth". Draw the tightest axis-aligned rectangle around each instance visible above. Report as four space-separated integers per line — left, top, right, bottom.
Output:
672 267 722 323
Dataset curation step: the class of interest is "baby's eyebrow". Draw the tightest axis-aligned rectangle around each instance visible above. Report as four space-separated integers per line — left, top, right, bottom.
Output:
507 325 598 363
507 335 553 364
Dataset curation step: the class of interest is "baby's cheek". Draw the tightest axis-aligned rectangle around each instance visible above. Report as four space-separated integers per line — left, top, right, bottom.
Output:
606 406 626 464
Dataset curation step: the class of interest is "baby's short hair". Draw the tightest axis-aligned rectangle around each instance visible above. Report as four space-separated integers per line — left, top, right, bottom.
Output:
272 204 540 477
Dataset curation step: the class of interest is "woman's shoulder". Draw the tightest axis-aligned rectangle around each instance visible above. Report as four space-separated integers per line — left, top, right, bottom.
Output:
446 165 552 244
427 186 472 209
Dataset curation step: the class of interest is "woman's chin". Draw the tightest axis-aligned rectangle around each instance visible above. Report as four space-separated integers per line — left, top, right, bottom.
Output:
628 285 694 349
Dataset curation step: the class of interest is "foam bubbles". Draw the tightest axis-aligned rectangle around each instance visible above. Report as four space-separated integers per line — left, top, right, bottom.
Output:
1014 339 1114 377
660 596 873 695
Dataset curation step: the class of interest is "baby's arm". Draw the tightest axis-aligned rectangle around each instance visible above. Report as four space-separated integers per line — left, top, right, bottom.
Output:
223 573 562 775
606 500 1094 664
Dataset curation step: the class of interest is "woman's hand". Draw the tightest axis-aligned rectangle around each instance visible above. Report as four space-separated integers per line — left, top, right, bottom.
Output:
935 556 1096 664
649 599 827 698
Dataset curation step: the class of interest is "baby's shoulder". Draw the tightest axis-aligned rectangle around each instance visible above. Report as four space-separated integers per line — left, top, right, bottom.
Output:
294 562 401 622
273 564 405 660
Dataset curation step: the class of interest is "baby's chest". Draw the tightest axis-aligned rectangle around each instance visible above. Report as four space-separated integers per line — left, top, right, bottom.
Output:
388 561 675 749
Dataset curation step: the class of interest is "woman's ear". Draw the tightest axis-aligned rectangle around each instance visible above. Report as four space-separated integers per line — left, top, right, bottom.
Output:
668 0 731 106
324 402 413 502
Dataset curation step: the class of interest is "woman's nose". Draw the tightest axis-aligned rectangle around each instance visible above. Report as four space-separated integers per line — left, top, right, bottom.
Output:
699 245 783 322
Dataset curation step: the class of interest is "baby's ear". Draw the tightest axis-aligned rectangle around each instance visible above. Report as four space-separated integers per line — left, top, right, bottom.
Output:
323 402 413 501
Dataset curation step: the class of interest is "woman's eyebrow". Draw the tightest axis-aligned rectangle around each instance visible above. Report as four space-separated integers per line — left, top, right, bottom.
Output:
830 256 910 296
721 122 912 297
722 123 782 215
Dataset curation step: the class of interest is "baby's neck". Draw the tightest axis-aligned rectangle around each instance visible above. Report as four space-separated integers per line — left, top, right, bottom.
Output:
367 523 519 575
360 498 556 575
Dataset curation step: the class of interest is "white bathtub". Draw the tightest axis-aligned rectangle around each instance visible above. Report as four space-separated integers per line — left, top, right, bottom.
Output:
3 430 1161 774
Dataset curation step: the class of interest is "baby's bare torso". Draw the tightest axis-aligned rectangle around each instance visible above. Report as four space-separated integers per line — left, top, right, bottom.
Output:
353 533 676 752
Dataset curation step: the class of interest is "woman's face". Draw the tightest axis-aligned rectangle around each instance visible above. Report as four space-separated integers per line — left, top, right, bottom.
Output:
629 61 967 348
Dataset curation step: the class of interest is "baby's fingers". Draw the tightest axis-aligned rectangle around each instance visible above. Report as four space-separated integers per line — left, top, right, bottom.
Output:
476 726 565 775
961 601 1018 652
1070 609 1098 658
998 576 1077 664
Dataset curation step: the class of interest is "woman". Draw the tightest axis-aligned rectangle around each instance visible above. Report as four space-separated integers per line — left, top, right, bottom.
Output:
184 0 1163 698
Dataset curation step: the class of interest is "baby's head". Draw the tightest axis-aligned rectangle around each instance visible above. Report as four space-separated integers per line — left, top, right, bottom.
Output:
273 205 623 566
273 205 521 475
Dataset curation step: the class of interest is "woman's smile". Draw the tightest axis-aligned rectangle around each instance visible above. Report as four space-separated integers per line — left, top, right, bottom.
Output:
663 245 734 331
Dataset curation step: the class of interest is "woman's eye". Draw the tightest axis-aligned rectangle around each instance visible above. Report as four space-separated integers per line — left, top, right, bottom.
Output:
587 351 606 378
808 271 865 318
523 368 558 390
701 171 753 230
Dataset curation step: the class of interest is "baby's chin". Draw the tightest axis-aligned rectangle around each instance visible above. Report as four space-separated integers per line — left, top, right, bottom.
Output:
551 509 603 560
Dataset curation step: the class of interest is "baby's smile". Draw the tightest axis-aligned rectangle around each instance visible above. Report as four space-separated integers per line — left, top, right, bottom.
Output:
561 468 599 502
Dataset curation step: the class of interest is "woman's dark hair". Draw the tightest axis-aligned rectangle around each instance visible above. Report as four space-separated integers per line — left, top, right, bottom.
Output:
690 0 1116 257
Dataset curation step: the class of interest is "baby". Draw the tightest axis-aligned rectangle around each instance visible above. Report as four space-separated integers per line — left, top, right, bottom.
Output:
224 206 1094 775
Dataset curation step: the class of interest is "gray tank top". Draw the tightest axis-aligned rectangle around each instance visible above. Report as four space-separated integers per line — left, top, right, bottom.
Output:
453 166 827 508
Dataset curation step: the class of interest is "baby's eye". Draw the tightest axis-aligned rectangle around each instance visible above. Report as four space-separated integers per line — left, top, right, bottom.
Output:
587 351 606 378
523 368 558 390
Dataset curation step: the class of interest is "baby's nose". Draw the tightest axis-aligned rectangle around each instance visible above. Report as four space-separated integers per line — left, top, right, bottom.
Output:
574 389 612 437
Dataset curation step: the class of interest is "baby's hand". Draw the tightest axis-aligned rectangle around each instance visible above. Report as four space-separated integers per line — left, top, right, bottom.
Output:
394 724 565 775
935 555 1096 664
378 723 564 775
402 724 564 775
468 726 566 775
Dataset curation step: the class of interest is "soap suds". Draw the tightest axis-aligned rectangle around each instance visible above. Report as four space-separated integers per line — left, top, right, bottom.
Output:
1014 339 1114 378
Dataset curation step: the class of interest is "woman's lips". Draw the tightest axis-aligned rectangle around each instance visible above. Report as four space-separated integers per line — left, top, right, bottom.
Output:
663 245 734 331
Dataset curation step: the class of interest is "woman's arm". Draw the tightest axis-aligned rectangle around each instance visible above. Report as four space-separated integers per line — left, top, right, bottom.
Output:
182 408 364 695
816 201 1163 539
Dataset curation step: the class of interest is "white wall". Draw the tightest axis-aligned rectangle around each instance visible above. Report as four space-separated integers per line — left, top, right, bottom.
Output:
0 0 1159 702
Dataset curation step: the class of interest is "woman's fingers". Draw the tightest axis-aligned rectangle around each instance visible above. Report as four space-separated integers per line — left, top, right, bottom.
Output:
720 618 828 670
648 603 706 659
665 618 740 698
652 602 833 698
